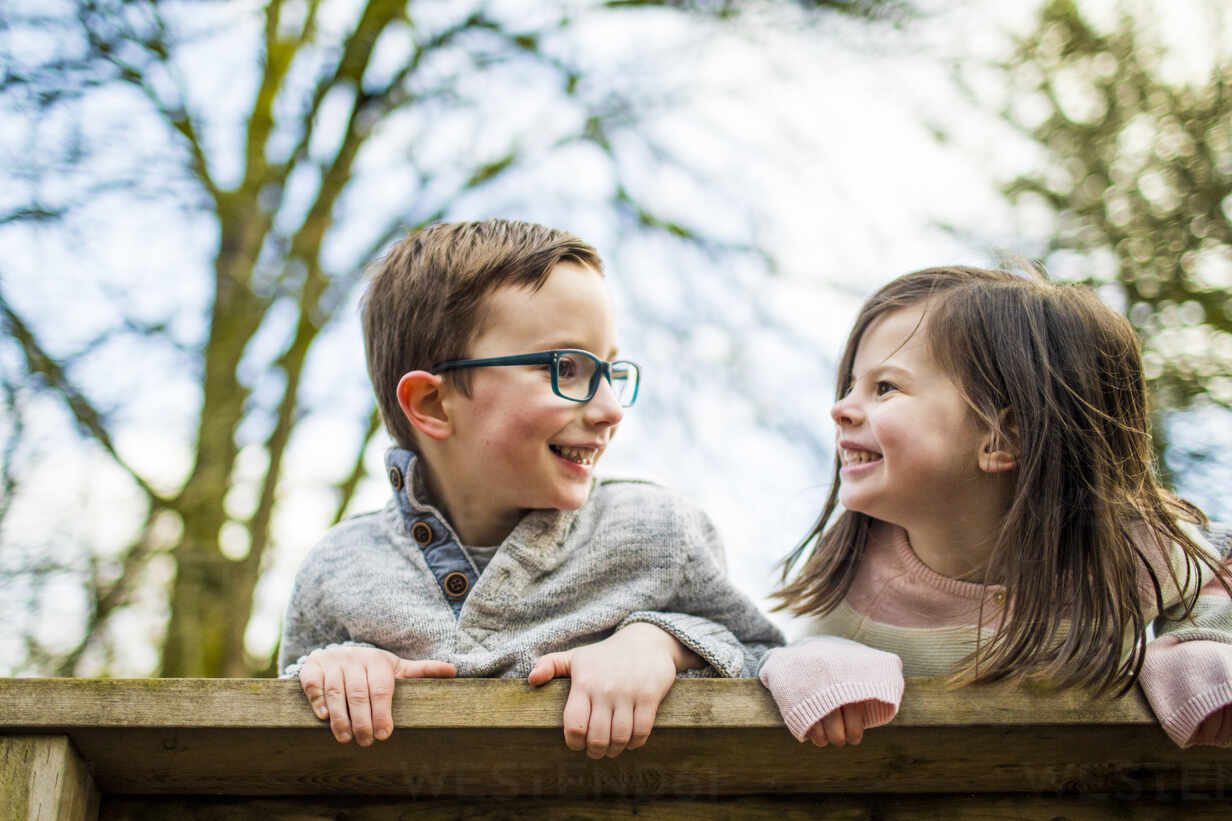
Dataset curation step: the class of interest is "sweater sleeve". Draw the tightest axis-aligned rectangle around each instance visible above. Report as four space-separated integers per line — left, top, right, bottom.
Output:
758 636 905 742
277 548 377 679
1139 523 1232 748
618 501 785 678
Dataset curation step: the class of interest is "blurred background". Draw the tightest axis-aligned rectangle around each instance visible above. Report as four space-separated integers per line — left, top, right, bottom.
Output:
1 0 1228 678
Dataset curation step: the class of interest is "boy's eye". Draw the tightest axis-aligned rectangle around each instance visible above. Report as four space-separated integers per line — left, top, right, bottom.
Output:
555 355 581 381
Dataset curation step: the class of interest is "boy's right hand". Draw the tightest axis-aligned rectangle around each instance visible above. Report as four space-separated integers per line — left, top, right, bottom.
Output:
298 645 456 745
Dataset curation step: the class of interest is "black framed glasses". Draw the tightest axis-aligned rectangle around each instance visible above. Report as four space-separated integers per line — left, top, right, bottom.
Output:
431 349 641 407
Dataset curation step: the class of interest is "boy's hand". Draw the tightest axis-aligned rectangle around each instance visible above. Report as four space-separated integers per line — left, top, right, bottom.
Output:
298 645 456 745
805 702 869 748
528 623 702 759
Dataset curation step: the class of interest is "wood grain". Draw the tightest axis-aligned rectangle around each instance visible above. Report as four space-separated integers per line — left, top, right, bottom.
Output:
0 677 1156 730
1 677 1227 802
96 794 1232 821
0 735 99 821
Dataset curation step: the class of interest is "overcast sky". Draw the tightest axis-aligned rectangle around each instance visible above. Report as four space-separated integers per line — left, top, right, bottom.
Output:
2 0 1228 674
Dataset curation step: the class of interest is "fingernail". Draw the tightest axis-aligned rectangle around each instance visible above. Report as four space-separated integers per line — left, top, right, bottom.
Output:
315 707 327 719
339 731 351 743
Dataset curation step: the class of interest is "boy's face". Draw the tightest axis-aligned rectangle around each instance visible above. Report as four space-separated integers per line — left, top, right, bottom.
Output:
436 261 623 530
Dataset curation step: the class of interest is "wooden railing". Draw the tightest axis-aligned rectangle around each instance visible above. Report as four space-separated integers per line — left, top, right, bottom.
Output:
2 677 1231 819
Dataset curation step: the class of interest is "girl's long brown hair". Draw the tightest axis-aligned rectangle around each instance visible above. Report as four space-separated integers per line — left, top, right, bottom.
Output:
774 265 1229 695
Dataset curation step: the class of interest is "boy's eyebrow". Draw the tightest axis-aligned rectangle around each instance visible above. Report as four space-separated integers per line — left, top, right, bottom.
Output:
541 340 620 359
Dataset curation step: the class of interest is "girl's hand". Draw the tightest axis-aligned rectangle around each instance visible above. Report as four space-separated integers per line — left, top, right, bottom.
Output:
1192 706 1232 747
298 645 456 745
805 701 869 747
528 623 701 758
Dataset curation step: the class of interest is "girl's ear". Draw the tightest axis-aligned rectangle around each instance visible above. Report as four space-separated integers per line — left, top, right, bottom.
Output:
978 419 1018 473
396 371 452 441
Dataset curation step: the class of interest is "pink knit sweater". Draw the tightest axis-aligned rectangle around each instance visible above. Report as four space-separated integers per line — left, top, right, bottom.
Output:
760 520 1232 747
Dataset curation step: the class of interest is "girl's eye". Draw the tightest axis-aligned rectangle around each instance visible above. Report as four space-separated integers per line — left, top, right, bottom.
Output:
875 381 897 396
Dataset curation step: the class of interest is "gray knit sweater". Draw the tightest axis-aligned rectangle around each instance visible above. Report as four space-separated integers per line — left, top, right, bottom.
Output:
279 451 784 679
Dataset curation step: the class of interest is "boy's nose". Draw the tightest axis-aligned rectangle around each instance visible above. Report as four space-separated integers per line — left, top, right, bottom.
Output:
584 377 624 427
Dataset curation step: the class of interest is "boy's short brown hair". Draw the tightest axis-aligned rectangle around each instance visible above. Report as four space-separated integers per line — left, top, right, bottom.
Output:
361 219 603 449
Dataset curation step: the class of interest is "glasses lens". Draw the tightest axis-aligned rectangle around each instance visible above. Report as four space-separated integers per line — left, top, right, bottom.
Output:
610 361 639 407
554 352 598 401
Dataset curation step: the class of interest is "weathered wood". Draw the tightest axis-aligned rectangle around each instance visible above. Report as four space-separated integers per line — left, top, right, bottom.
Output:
1 677 1228 801
0 677 1156 730
97 794 1232 820
0 735 100 821
55 725 1232 797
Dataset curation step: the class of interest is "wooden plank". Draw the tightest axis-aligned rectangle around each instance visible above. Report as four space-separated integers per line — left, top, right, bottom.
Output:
2 677 1226 799
0 735 100 821
0 677 1156 730
96 794 1232 820
58 724 1232 797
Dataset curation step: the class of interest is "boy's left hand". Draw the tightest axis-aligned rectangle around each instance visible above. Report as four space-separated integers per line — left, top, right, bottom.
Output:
528 623 701 759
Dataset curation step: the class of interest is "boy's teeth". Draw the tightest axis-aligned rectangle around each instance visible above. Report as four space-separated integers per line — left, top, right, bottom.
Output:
552 445 596 465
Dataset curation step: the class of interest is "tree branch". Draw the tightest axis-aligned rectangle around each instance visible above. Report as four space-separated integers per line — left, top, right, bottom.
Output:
0 288 170 506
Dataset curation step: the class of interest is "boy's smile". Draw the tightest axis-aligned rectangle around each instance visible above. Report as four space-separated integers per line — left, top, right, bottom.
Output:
425 261 623 545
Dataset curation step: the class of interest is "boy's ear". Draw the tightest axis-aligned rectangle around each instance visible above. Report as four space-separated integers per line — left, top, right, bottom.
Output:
396 371 452 441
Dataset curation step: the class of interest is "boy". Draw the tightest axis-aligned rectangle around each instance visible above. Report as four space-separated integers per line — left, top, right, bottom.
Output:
279 219 783 758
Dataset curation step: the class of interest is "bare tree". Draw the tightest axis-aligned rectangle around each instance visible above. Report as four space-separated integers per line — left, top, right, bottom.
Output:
0 0 911 676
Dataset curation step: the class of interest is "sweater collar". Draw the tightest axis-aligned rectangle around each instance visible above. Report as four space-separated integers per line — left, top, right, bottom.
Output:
385 447 588 573
885 522 1006 602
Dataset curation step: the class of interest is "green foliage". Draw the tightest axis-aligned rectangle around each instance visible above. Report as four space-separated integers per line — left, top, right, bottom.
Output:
999 0 1232 412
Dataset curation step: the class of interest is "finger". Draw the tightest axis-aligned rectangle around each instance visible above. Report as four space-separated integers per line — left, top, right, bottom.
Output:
586 703 613 760
561 683 591 752
807 722 828 747
528 652 572 687
394 659 458 679
343 663 376 747
299 659 329 721
1192 712 1217 746
1217 709 1232 746
606 703 634 758
842 703 866 746
1197 709 1226 746
821 708 847 748
368 663 396 742
1209 709 1227 746
322 664 352 743
627 698 658 751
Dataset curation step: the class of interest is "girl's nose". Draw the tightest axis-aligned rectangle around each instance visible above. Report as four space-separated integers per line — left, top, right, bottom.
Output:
831 394 863 427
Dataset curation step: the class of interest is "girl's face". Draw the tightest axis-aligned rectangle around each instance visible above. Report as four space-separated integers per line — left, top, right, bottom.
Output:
830 301 991 531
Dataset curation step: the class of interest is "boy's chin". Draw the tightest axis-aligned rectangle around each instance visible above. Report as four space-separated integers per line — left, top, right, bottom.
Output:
547 483 592 512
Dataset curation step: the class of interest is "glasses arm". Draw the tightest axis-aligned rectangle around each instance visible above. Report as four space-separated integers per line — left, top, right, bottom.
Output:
430 352 556 374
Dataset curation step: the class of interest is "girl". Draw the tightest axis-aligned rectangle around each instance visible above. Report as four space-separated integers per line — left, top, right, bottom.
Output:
760 265 1232 749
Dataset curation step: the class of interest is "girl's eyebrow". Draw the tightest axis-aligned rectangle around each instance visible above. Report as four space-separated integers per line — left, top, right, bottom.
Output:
853 363 913 382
